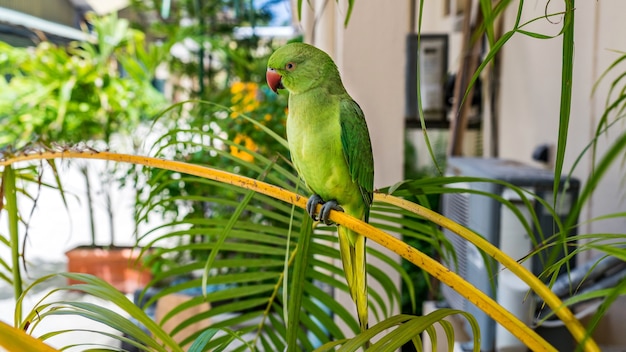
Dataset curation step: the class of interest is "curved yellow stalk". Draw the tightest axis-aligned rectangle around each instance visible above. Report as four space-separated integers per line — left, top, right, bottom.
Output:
0 320 59 352
374 193 599 352
0 150 302 205
0 150 595 351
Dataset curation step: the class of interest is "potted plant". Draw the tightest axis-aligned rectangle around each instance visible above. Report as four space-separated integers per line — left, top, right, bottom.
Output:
0 13 168 292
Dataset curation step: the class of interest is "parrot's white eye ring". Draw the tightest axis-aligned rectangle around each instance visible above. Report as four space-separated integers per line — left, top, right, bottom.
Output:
285 62 296 71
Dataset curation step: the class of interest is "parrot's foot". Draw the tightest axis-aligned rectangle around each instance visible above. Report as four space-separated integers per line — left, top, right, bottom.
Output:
319 200 344 225
306 194 324 220
306 194 344 225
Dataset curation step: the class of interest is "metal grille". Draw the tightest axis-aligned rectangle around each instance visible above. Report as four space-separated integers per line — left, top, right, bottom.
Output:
440 190 469 310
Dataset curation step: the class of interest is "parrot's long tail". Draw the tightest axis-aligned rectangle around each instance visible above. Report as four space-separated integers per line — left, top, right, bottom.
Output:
337 225 368 333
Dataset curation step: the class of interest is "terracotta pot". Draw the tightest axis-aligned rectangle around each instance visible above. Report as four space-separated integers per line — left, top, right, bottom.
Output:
65 246 152 293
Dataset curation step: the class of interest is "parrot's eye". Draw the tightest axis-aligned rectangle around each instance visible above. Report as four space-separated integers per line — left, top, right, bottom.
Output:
285 62 296 71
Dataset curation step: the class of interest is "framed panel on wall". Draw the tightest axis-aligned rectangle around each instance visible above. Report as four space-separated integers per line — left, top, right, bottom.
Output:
406 34 449 129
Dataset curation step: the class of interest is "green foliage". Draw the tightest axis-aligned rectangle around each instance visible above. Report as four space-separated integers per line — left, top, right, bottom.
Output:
0 13 169 247
2 1 626 351
0 14 167 148
128 0 291 229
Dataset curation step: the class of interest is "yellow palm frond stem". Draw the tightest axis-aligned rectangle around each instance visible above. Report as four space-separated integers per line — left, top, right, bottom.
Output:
0 151 591 351
374 193 599 352
0 150 306 211
0 320 60 352
329 209 556 351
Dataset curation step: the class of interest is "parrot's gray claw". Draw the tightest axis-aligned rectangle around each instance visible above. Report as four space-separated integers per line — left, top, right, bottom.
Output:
306 194 324 221
320 200 344 225
306 194 344 225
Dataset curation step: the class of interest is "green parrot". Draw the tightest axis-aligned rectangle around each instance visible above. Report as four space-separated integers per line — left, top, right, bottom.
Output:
266 42 374 332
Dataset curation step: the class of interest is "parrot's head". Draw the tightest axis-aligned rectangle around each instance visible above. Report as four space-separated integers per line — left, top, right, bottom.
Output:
266 42 342 95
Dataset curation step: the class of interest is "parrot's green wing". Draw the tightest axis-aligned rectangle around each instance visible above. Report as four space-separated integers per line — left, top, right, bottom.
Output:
339 98 374 213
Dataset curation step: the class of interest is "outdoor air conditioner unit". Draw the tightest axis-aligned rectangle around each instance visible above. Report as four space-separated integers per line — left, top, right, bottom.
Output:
440 157 579 352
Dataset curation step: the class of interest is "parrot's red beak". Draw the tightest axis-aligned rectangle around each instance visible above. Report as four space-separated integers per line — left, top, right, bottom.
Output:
266 68 284 93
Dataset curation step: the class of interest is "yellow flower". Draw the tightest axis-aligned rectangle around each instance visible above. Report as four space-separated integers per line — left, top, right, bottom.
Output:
230 134 257 162
230 81 246 94
230 81 260 118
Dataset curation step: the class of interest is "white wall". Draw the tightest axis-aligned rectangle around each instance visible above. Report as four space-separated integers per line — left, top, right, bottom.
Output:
0 129 169 272
498 1 626 252
0 161 150 264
